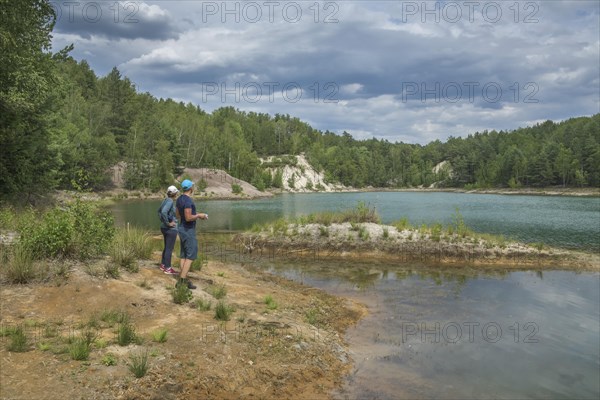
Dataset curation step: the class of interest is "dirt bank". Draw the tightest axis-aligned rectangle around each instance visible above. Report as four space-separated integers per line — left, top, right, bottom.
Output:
0 259 365 399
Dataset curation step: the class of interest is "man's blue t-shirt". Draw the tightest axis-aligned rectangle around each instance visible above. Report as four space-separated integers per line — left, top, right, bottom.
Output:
176 194 196 229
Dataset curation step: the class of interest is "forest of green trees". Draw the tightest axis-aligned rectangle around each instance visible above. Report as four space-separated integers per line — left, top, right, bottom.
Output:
1 1 599 202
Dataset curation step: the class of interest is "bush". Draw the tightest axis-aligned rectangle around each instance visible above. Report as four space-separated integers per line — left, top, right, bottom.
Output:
231 183 243 194
18 200 114 260
452 208 471 238
21 208 74 258
251 174 266 191
69 200 115 258
102 353 117 366
272 169 283 189
171 284 193 304
287 175 296 189
197 178 208 192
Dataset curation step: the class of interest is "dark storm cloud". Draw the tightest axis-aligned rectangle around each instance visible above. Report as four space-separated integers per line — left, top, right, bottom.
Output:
52 1 181 40
53 0 600 143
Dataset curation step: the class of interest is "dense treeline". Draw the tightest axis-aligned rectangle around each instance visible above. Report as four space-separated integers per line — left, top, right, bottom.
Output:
1 1 599 202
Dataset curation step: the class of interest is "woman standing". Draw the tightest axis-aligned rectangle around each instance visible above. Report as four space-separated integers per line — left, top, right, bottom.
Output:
158 185 179 275
175 179 208 289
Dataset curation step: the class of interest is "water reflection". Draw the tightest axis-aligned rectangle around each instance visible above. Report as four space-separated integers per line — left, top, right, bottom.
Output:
258 261 600 400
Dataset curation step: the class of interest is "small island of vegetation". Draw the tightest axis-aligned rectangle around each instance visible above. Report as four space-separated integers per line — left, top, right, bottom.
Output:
236 203 600 270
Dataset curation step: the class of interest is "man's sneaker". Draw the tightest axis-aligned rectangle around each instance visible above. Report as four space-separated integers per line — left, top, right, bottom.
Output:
186 280 197 290
176 278 196 290
163 267 178 275
159 264 167 272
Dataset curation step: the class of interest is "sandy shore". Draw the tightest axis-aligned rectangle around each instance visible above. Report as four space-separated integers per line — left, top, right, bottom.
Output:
0 257 365 399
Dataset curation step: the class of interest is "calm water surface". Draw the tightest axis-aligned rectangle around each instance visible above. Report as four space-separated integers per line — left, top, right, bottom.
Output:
265 262 600 400
109 193 600 399
111 192 600 251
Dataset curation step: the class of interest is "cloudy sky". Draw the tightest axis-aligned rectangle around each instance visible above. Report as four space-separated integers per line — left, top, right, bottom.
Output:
50 1 599 144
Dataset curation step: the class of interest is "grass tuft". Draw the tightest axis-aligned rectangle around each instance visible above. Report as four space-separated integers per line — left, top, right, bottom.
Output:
208 284 227 299
117 322 139 346
152 328 168 343
7 326 28 352
110 228 153 272
195 298 212 311
214 301 234 321
128 349 149 378
4 244 37 284
264 294 278 310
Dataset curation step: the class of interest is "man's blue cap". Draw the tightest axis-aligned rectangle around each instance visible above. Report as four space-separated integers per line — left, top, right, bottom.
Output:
181 179 194 191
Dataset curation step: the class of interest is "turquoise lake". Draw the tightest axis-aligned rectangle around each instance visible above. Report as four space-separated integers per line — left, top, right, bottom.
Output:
110 192 600 399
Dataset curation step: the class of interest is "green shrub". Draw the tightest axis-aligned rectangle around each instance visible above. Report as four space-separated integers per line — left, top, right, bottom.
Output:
214 301 234 321
430 223 443 242
287 175 296 189
382 227 389 239
251 175 266 191
102 353 117 366
319 226 329 237
197 178 208 192
358 226 370 240
18 200 114 260
272 169 283 189
231 183 243 194
21 208 74 258
452 208 471 238
171 284 193 304
0 206 16 230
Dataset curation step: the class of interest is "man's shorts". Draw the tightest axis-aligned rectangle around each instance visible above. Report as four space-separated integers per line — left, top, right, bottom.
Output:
178 226 198 260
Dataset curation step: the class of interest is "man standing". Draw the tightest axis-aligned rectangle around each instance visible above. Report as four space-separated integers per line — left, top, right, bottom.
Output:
175 179 208 289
